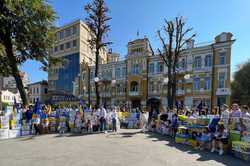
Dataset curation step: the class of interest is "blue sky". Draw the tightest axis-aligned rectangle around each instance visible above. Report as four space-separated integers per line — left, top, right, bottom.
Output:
21 0 250 83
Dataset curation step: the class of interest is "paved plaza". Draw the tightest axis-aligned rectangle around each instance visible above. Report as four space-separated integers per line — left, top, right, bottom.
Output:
0 129 248 166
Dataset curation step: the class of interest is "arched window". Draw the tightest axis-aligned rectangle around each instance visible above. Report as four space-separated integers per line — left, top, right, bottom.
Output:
130 81 139 92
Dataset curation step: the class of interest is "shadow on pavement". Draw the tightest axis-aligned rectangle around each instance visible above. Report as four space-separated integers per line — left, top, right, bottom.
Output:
145 132 249 166
105 130 142 139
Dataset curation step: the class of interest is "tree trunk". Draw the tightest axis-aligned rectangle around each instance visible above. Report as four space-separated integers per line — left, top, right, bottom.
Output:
95 49 100 108
171 73 177 109
4 37 28 106
167 76 173 109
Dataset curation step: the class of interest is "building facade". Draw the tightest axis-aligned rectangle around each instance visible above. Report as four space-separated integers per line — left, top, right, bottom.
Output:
48 20 107 96
79 32 234 111
28 80 48 104
1 72 29 93
0 90 22 108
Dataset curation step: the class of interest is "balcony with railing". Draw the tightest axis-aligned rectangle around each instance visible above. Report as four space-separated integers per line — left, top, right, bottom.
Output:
129 91 140 96
216 88 231 96
176 89 185 96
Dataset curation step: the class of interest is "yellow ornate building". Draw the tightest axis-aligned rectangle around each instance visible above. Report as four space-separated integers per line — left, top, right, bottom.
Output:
78 32 234 111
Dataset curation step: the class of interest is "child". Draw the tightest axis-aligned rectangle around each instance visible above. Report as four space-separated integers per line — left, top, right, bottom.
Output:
171 114 178 138
149 119 157 132
211 124 228 155
197 128 211 150
58 116 66 135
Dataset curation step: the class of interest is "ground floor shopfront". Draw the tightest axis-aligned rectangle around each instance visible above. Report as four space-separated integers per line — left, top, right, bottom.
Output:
84 92 230 112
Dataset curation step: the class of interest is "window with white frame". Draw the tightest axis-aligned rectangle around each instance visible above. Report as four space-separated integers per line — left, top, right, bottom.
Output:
157 62 164 73
205 55 212 67
149 82 154 92
194 56 202 70
149 63 154 73
157 81 161 92
122 67 126 77
193 78 200 90
132 64 140 75
219 52 226 65
204 77 211 90
218 72 226 88
115 68 121 79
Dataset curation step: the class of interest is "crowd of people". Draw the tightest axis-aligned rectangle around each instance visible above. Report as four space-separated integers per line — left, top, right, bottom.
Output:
146 103 250 157
19 105 121 135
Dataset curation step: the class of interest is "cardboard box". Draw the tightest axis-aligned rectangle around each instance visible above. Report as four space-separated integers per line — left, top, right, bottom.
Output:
0 129 9 139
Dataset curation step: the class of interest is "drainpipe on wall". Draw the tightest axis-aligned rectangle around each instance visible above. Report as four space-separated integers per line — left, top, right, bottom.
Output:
210 44 215 113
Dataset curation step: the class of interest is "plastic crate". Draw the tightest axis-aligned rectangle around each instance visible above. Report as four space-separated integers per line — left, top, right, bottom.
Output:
188 139 198 147
241 152 250 161
175 137 187 144
230 130 241 142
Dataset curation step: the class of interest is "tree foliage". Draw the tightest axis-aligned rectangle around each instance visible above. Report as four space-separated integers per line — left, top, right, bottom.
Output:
84 0 112 107
231 60 250 106
0 0 56 106
156 16 195 109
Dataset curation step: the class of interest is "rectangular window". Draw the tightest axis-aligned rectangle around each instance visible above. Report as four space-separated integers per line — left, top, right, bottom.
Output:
59 31 64 40
194 56 202 70
157 62 164 73
218 72 226 88
44 88 48 94
205 55 212 67
60 44 64 50
73 40 77 47
72 26 77 34
115 68 121 79
149 82 154 92
65 28 71 37
219 52 226 65
194 78 200 90
132 64 139 75
122 67 126 77
204 77 211 90
66 42 71 49
181 59 185 69
54 46 58 52
149 63 154 73
90 72 94 80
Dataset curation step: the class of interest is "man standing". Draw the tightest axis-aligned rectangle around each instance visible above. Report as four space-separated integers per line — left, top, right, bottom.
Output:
140 111 148 133
100 106 107 133
111 108 118 132
220 104 230 128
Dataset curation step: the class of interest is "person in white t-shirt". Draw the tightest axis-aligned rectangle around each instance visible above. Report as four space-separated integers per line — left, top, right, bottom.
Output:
111 108 118 132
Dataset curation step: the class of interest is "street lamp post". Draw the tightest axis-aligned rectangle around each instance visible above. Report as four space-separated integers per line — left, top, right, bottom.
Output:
111 79 116 107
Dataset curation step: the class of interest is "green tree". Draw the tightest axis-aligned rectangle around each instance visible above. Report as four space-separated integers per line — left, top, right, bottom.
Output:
156 17 195 109
0 0 56 106
231 60 250 106
84 0 112 107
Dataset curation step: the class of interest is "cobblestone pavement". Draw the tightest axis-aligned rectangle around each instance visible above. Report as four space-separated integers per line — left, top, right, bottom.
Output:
0 129 249 166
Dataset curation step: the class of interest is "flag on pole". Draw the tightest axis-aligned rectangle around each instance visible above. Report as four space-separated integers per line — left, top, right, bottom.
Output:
33 98 42 115
14 97 22 128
